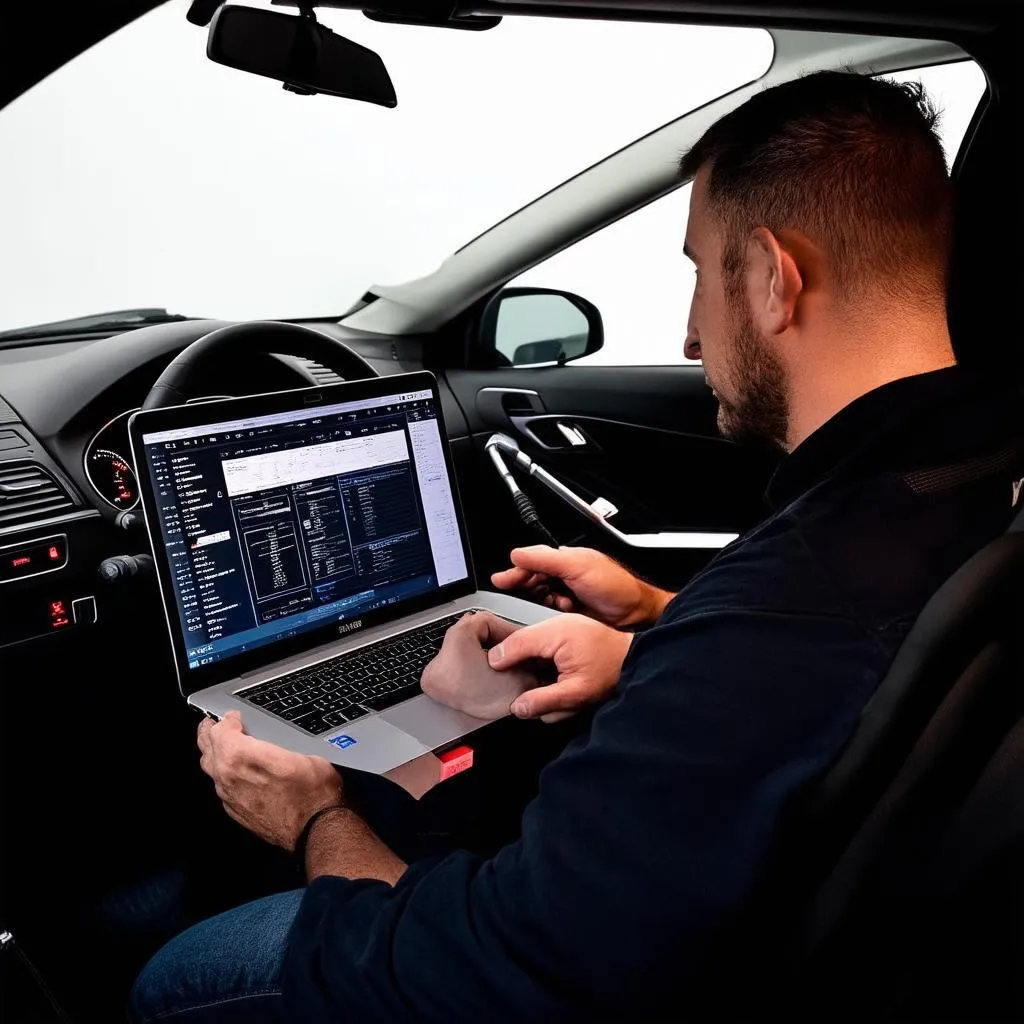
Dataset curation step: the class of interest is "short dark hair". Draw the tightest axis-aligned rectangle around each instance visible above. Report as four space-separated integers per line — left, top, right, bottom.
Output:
679 70 953 303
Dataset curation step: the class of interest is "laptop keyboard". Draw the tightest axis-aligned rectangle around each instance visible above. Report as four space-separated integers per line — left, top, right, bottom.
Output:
237 613 466 735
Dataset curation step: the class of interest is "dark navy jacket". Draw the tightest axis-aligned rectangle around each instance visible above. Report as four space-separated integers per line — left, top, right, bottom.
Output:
283 366 1023 1023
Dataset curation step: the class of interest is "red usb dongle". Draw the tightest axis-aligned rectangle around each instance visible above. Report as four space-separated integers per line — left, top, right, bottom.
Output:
438 745 474 781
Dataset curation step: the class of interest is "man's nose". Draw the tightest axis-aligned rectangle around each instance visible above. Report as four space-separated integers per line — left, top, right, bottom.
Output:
684 324 701 361
683 298 700 360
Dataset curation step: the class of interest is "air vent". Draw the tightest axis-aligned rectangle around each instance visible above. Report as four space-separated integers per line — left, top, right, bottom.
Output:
294 357 344 386
0 461 74 527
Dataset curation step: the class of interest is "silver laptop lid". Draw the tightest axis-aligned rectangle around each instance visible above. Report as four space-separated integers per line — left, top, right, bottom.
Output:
129 370 476 698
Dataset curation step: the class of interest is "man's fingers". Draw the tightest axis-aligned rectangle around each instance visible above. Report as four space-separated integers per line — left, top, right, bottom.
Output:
539 710 577 724
509 678 588 719
511 545 588 581
491 545 583 591
207 717 293 778
510 545 563 571
488 616 569 669
490 565 533 590
443 611 492 647
204 712 245 760
197 717 213 754
218 710 244 730
479 612 521 646
445 610 520 648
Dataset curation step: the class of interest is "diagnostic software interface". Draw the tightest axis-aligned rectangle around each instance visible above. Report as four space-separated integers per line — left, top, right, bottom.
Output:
139 387 469 669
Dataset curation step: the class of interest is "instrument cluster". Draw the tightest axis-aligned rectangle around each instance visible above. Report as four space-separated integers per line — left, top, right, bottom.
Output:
83 410 140 511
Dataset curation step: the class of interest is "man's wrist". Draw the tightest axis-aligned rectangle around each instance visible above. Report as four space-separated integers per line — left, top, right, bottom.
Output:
612 627 634 670
303 804 408 886
631 581 675 627
294 803 345 863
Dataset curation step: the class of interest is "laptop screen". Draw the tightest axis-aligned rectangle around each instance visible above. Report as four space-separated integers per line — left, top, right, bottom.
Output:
136 383 470 674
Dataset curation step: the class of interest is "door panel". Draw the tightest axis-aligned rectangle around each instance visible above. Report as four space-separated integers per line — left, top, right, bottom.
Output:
444 365 779 591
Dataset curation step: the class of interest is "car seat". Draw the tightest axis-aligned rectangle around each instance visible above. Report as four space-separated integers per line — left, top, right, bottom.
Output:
782 525 1024 1019
685 502 1024 1020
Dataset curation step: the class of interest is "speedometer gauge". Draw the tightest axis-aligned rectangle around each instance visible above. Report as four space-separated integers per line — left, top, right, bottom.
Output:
86 448 140 510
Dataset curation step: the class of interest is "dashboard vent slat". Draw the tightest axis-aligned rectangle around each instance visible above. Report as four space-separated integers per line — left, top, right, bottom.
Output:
294 357 344 386
0 461 74 526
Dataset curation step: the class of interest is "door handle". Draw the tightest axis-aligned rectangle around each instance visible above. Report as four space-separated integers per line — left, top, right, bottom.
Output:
554 421 588 447
509 414 597 451
476 387 546 423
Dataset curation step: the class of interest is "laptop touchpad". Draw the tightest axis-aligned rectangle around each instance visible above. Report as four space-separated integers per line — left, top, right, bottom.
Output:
382 698 490 748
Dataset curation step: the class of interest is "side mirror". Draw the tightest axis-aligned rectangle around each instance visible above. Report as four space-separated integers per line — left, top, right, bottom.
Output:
480 288 604 367
207 4 397 108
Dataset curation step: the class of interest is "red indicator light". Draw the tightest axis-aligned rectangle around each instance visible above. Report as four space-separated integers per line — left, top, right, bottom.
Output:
11 556 30 567
48 545 60 560
49 599 70 629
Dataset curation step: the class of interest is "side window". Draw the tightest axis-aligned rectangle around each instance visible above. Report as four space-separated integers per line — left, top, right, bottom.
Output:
511 186 693 367
503 60 985 368
886 60 987 171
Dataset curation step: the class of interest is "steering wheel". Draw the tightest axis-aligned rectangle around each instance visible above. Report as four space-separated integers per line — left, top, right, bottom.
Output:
141 321 378 410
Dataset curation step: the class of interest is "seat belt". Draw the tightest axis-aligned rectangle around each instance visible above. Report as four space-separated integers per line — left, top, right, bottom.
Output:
0 926 76 1023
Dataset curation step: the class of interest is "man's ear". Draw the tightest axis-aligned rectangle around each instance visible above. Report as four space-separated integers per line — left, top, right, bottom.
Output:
745 226 804 336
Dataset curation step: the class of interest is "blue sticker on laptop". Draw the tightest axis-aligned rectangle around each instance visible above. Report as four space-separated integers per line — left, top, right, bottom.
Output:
328 734 358 750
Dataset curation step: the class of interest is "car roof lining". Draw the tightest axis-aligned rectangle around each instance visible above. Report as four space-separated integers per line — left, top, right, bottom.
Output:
471 1 1004 33
1 0 1006 116
283 1 1005 34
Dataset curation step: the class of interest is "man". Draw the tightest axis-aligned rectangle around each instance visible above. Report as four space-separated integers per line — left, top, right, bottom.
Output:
130 71 1023 1023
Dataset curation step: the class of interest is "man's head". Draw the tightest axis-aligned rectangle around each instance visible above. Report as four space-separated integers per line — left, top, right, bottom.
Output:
680 71 955 450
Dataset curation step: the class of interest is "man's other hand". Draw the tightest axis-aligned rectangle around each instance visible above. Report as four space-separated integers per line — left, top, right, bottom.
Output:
487 613 633 721
197 711 342 850
490 545 674 628
420 611 543 720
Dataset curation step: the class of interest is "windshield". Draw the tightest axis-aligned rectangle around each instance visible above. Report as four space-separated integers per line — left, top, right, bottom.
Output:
0 3 772 335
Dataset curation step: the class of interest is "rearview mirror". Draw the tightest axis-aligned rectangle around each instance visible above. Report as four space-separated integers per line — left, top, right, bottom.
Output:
207 4 397 108
480 288 604 367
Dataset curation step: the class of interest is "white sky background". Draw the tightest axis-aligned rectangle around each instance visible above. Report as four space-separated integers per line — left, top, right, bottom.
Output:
0 3 771 333
0 3 985 367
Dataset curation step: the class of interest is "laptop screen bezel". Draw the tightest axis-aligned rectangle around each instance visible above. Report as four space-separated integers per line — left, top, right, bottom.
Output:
128 370 477 697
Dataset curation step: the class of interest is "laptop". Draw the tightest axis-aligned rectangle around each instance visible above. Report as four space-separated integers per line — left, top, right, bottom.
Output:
128 370 559 775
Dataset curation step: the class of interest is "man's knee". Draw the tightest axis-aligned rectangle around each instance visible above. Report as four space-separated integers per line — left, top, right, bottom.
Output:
128 889 304 1023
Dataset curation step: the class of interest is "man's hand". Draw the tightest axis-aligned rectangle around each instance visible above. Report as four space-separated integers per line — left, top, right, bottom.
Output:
490 545 674 628
197 711 343 851
487 613 633 721
421 611 543 720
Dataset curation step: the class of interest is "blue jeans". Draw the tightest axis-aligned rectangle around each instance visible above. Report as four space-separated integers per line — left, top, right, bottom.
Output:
128 889 304 1023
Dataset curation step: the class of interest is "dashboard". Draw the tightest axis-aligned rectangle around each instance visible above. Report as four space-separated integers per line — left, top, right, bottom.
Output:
0 317 464 654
